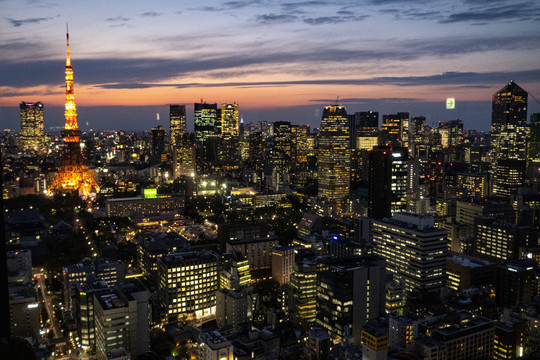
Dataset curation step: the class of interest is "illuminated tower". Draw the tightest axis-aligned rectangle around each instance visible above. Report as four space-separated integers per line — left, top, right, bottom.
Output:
19 101 45 152
48 32 99 197
491 81 528 164
169 104 186 151
318 105 350 203
380 112 409 148
221 103 239 138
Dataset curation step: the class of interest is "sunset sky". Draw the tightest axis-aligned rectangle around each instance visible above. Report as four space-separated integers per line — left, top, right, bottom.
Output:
1 0 539 131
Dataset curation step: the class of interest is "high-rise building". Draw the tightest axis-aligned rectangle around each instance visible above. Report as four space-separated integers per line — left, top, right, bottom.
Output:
437 119 463 147
215 289 248 332
496 259 537 307
169 104 186 149
271 245 297 285
318 106 350 206
493 159 525 199
380 112 409 148
150 125 166 163
273 121 292 172
371 213 447 294
491 81 528 164
94 282 150 360
351 111 379 150
19 101 45 153
473 217 536 263
528 113 540 181
173 134 196 178
157 251 219 323
220 103 239 138
48 32 99 197
194 102 218 144
291 125 309 165
316 254 386 345
290 258 318 328
368 146 408 219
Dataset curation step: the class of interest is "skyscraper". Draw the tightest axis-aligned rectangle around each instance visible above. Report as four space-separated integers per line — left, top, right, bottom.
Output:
48 32 99 197
169 104 186 150
528 113 540 180
318 106 350 204
368 146 408 219
371 213 447 294
491 81 528 164
220 103 239 138
380 112 409 148
194 102 218 144
19 101 45 152
316 255 386 345
273 121 292 172
173 134 196 178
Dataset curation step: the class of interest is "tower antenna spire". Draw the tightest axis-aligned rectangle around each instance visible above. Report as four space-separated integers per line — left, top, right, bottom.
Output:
66 24 71 66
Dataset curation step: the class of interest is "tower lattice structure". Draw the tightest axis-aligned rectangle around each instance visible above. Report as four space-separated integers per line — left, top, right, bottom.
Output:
48 32 99 197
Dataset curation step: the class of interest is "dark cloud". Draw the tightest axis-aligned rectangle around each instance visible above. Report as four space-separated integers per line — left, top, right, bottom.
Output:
91 69 540 90
281 1 330 9
193 0 261 12
6 17 53 27
303 15 369 24
141 12 162 17
439 2 540 23
254 13 298 23
105 16 130 22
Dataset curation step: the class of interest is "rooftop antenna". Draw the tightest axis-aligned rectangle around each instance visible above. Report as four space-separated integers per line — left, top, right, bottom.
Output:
335 96 339 105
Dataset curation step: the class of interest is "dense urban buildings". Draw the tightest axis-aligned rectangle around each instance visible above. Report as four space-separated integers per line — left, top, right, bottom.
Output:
4 32 540 360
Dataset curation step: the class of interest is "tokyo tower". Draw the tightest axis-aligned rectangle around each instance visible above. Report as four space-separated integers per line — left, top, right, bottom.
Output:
48 31 99 197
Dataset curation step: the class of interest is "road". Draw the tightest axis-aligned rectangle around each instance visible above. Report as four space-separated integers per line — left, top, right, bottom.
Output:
38 274 62 339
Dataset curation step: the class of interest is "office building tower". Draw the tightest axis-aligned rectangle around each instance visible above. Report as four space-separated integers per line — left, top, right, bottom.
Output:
216 289 248 332
157 251 219 323
351 111 379 150
226 235 278 281
456 173 489 198
417 316 495 360
291 125 310 165
94 283 150 360
273 121 292 172
491 81 528 164
290 258 318 327
528 113 540 179
194 102 218 144
48 32 99 197
380 112 409 147
496 259 537 307
218 103 240 169
474 217 536 263
271 245 296 285
173 134 196 178
75 280 110 352
371 213 447 294
368 147 408 219
493 159 525 199
446 255 496 292
437 119 463 147
150 125 166 163
220 103 239 138
316 254 386 345
318 106 350 206
137 234 186 283
19 101 45 152
169 104 186 152
220 252 251 290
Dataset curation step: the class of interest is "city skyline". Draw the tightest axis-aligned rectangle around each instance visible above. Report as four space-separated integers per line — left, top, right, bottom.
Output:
1 0 540 131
